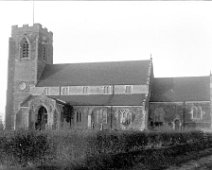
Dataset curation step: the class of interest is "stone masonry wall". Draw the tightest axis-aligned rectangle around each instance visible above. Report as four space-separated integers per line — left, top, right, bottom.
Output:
65 106 145 131
5 24 53 130
149 102 211 130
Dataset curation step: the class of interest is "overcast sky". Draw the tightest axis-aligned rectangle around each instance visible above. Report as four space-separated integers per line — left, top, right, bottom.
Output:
0 1 212 120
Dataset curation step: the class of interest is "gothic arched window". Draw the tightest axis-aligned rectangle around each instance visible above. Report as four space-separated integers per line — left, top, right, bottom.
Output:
20 37 29 58
76 111 81 122
39 43 46 61
191 105 202 120
42 45 46 60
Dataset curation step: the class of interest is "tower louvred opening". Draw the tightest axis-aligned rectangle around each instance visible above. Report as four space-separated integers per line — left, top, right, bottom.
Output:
20 37 29 58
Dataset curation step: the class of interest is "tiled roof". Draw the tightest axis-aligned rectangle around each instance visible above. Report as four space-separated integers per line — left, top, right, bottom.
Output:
150 76 210 102
51 94 146 106
37 60 151 87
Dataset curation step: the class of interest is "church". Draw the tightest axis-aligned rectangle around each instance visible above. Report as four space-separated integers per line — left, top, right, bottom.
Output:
5 24 212 131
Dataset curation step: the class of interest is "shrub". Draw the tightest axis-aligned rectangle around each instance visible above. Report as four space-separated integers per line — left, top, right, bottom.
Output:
0 129 212 169
0 130 51 166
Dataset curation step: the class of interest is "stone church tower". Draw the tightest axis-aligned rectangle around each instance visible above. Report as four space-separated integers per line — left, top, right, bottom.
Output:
5 24 53 130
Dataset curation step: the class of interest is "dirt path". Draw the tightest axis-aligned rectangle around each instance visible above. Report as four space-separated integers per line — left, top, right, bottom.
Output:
127 154 212 170
126 148 212 170
166 154 212 170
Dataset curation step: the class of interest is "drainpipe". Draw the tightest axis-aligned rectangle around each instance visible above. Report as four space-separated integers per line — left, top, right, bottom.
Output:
183 101 185 130
210 72 212 129
142 99 148 131
110 106 113 129
110 85 115 130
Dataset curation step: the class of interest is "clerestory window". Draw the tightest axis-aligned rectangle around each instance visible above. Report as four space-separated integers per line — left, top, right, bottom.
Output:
125 85 132 94
61 87 69 95
83 86 88 94
43 87 49 95
104 86 110 94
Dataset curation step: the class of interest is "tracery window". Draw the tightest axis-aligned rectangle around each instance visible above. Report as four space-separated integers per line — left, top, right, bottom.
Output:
191 105 203 120
152 107 165 127
97 109 108 124
20 37 29 58
120 109 132 127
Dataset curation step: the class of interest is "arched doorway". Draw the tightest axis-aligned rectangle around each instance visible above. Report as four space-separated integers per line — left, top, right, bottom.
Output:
35 106 48 130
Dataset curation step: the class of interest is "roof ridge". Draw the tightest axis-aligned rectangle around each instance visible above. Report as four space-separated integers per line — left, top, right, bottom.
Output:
154 75 209 79
50 59 150 66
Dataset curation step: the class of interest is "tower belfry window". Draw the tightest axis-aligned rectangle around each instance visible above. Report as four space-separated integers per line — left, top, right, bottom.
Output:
42 46 46 60
39 43 46 61
20 38 29 58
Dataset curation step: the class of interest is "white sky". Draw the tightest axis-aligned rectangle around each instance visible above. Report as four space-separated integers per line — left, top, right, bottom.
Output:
0 1 212 120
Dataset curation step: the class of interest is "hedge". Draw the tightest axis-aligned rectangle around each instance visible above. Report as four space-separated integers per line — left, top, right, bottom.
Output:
0 129 212 169
86 130 207 155
0 130 52 166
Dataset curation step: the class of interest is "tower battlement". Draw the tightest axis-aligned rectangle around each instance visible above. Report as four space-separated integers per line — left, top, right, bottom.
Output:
11 23 53 39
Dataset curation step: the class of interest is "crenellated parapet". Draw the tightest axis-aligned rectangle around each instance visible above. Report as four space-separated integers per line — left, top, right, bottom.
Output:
11 23 53 42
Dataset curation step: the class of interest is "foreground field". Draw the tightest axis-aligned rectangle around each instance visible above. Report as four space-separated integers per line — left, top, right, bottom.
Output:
166 151 212 170
127 148 212 170
1 129 212 170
